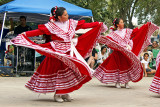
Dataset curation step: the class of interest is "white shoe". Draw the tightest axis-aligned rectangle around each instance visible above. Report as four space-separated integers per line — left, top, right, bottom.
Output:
54 94 64 103
125 83 130 89
115 83 121 88
61 94 72 102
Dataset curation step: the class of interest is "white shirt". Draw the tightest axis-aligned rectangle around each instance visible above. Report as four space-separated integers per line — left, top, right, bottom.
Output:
97 52 108 64
141 59 149 69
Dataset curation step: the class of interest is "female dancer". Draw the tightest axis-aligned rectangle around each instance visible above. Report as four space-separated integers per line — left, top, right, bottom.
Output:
11 6 107 102
149 51 160 94
94 18 159 88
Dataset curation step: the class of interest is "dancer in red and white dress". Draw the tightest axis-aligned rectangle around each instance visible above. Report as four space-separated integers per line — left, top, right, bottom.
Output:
149 51 160 94
94 18 159 88
11 7 107 102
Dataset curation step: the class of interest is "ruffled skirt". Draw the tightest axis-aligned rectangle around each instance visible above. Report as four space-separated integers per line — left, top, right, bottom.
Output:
94 22 159 84
11 23 103 94
149 51 160 94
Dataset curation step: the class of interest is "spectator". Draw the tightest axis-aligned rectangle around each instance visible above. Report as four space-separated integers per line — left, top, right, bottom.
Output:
140 47 153 62
14 16 32 34
141 53 156 77
0 18 14 66
150 41 160 69
5 45 15 67
14 16 32 75
85 48 98 69
95 43 104 53
97 46 108 65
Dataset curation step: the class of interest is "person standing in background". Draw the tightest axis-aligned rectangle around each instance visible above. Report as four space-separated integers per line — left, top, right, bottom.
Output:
14 16 32 34
150 41 160 69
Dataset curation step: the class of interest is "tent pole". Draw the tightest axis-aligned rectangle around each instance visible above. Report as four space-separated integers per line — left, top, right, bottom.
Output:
0 11 7 46
91 16 94 22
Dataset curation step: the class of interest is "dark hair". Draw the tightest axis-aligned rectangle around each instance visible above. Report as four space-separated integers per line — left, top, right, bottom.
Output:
113 18 122 29
20 16 26 20
0 21 2 24
51 7 66 21
101 46 107 52
153 41 158 44
144 53 149 57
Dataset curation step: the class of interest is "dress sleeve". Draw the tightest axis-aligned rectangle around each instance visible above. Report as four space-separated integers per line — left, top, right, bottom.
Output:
130 27 139 39
75 20 100 30
25 24 52 37
25 29 44 37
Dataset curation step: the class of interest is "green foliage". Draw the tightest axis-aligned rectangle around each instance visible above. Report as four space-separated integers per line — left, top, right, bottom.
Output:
107 0 140 28
0 0 13 6
64 0 160 28
64 0 111 24
134 0 160 25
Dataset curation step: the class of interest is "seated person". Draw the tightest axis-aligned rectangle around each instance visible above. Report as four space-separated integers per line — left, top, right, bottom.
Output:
85 48 98 69
141 53 156 77
97 46 108 65
5 45 15 67
140 47 153 61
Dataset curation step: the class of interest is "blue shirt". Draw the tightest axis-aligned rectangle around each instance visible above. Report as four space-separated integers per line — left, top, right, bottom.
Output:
0 29 9 50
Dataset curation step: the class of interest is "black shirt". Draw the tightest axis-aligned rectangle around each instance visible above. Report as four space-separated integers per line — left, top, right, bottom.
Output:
92 48 97 57
14 25 32 34
85 48 98 62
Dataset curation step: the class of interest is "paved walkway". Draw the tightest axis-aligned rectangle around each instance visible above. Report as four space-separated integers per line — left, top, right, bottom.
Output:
0 77 159 107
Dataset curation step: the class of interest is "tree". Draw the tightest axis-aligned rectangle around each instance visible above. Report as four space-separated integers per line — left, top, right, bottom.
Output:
0 0 13 5
134 0 160 25
107 0 140 28
65 0 160 28
152 9 160 25
101 0 160 27
1 0 159 27
64 0 111 24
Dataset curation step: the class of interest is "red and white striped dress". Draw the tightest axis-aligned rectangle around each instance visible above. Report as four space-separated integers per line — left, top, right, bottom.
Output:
94 22 159 84
149 51 160 94
11 19 107 94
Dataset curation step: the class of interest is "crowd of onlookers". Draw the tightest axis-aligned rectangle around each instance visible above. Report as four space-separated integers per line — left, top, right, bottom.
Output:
85 43 111 69
140 41 159 77
86 40 160 77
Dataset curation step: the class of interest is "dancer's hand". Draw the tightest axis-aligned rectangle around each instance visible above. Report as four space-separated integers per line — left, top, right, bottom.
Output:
21 32 26 35
100 23 108 33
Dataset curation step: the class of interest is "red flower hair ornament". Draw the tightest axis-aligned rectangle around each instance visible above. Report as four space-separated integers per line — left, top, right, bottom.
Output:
49 6 58 22
113 18 117 26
